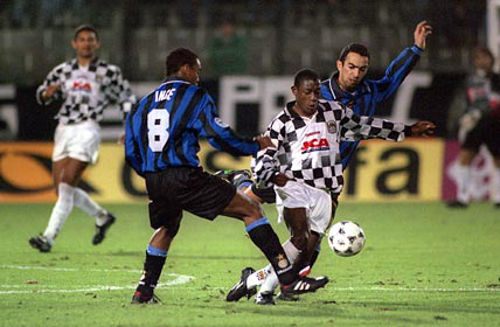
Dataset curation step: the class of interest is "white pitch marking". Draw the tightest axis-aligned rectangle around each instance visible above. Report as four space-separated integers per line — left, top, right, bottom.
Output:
0 265 194 295
330 286 500 292
0 265 142 273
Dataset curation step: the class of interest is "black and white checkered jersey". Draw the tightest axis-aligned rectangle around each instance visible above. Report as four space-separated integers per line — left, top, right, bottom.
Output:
254 100 411 194
36 58 136 124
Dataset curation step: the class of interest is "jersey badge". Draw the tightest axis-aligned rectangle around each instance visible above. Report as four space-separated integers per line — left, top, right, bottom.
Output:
326 121 337 133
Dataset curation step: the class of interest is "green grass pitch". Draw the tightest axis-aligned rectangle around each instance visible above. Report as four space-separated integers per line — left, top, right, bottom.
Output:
1 202 499 326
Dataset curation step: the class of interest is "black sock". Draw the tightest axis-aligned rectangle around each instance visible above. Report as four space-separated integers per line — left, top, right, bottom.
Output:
246 218 295 285
310 247 320 268
136 252 166 296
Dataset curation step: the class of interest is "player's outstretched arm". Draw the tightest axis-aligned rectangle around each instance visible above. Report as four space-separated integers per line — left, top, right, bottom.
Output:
414 21 433 50
373 21 431 103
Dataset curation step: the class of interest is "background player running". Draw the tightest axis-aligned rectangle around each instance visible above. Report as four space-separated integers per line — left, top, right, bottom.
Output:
29 25 136 252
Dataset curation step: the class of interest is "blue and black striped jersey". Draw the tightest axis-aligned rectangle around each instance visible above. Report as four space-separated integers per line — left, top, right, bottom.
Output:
321 45 423 169
125 78 259 174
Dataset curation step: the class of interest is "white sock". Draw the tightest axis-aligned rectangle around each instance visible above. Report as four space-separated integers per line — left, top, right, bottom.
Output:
73 187 108 226
258 239 301 294
455 163 471 203
43 183 75 243
492 167 500 203
246 265 273 289
282 239 301 262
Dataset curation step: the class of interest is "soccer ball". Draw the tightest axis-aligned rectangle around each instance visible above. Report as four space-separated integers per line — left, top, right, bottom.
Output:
327 221 366 257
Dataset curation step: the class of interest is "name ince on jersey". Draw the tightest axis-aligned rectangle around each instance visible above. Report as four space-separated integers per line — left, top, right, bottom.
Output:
155 88 176 102
301 138 330 153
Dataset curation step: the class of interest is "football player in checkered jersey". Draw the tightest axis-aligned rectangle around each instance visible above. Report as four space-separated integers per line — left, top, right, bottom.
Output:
226 69 434 304
29 25 136 253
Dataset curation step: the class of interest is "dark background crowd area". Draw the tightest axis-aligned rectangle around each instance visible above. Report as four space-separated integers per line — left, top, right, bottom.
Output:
0 0 487 82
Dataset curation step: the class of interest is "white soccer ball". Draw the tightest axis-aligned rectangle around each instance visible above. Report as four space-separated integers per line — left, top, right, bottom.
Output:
327 221 366 257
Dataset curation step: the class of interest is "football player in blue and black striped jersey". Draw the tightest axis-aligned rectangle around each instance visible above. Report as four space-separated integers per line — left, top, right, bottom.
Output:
126 48 329 304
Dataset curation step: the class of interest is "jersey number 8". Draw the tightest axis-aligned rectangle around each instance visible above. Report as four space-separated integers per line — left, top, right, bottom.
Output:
147 109 169 152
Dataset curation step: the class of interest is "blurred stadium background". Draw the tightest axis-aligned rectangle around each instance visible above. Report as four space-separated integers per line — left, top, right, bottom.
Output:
0 0 498 204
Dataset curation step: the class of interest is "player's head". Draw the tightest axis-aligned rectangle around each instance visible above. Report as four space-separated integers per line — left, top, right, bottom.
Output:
72 25 100 59
291 69 321 118
336 43 370 92
472 46 494 74
166 48 201 85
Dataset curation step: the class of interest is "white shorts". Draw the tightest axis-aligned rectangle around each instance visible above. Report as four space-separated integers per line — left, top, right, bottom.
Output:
275 181 332 236
52 120 101 164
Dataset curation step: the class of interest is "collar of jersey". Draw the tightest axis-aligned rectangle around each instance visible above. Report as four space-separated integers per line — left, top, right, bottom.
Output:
163 77 192 85
324 71 371 100
70 57 99 70
284 100 323 120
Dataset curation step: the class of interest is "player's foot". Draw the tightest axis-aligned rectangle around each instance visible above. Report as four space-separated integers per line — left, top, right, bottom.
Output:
226 267 257 302
92 213 116 245
277 291 299 301
131 290 162 304
255 292 275 305
29 235 52 253
447 200 468 208
280 276 329 296
494 203 500 209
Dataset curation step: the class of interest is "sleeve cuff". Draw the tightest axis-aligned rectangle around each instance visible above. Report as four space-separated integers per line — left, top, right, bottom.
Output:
411 45 424 56
404 125 412 136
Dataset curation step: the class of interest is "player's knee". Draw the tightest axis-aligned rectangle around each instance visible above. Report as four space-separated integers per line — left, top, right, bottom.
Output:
165 220 181 238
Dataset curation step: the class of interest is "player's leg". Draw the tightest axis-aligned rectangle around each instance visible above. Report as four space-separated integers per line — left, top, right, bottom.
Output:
449 121 482 208
493 157 500 208
222 191 296 284
221 190 327 298
303 194 338 274
448 148 476 207
228 237 302 303
484 118 500 208
29 157 87 252
72 187 117 245
132 224 180 304
132 174 183 304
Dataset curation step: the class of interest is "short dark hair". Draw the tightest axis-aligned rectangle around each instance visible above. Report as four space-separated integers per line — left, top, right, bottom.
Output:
294 69 320 87
473 46 494 62
338 43 370 63
166 48 199 76
74 24 99 40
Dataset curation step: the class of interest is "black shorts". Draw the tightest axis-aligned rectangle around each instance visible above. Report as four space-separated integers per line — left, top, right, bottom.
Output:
145 167 236 229
462 114 500 156
251 184 276 204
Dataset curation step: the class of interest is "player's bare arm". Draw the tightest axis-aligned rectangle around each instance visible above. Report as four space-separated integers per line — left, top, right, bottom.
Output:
414 21 432 50
255 135 274 149
42 84 61 101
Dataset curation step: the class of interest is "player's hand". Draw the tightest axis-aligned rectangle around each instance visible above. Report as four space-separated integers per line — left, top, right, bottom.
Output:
256 135 274 149
271 172 290 187
411 121 436 137
414 21 432 50
117 133 126 145
42 84 61 101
